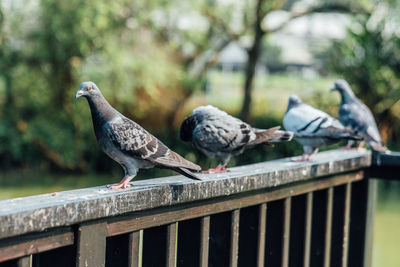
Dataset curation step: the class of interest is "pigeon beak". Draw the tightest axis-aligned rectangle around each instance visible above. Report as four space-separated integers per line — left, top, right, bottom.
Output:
330 85 337 92
75 90 84 99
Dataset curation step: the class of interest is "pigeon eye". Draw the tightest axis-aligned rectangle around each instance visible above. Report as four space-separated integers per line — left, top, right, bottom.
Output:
88 85 93 91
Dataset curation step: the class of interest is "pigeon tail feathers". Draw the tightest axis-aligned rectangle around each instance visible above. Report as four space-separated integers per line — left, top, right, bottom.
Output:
319 126 363 141
174 167 202 180
250 126 293 146
165 150 201 171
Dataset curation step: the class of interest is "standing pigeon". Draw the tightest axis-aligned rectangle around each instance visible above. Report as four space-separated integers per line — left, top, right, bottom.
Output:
283 95 361 161
76 81 201 189
331 79 388 152
180 105 293 173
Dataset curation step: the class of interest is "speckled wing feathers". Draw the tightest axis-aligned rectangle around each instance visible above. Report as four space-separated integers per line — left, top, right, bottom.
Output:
107 117 200 171
191 115 254 154
339 101 382 144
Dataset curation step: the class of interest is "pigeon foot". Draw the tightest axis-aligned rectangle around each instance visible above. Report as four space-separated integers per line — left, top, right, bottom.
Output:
340 144 353 150
290 154 310 162
107 176 134 190
290 153 314 162
356 141 366 151
202 165 228 174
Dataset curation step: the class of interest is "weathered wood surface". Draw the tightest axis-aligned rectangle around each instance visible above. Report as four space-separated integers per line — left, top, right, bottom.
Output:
76 222 107 267
0 150 371 239
256 203 267 267
229 209 240 267
106 170 364 236
0 228 73 262
199 216 210 267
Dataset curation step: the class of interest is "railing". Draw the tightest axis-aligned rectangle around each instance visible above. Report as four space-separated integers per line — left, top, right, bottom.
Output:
0 149 397 267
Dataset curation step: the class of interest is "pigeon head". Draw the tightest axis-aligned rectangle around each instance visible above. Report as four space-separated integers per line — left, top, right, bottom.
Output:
76 81 102 99
288 95 302 105
286 95 302 111
180 116 196 142
330 79 355 101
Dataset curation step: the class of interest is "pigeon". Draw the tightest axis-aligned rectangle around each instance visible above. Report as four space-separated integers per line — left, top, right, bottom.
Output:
180 105 293 173
331 79 388 152
283 95 362 161
76 81 201 189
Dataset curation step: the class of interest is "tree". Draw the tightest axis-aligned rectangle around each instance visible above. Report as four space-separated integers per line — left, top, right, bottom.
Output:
238 0 367 121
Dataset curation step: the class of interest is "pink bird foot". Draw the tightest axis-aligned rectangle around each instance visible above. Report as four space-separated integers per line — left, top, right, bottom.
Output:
290 153 314 162
107 176 133 189
202 165 228 174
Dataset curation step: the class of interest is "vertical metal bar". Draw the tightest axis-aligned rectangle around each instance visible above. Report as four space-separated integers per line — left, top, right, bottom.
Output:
324 188 334 267
76 222 107 267
281 197 291 267
229 209 240 267
303 192 313 267
200 216 210 267
363 179 377 267
257 203 267 267
166 222 178 267
129 230 142 267
342 183 351 267
17 256 31 267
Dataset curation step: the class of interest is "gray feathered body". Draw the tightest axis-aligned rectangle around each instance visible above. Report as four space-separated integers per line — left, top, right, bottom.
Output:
87 94 201 179
180 105 293 165
283 98 360 154
338 97 385 151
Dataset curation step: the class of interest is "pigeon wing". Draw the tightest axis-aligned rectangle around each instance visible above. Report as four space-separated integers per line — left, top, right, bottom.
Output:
339 101 381 143
192 120 254 154
284 103 354 139
106 117 200 171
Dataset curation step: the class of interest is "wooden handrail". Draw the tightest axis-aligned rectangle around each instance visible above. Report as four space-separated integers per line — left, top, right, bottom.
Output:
4 149 398 267
0 150 371 240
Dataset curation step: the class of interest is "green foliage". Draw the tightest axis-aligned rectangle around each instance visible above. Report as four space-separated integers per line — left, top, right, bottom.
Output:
0 0 301 173
0 0 193 171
